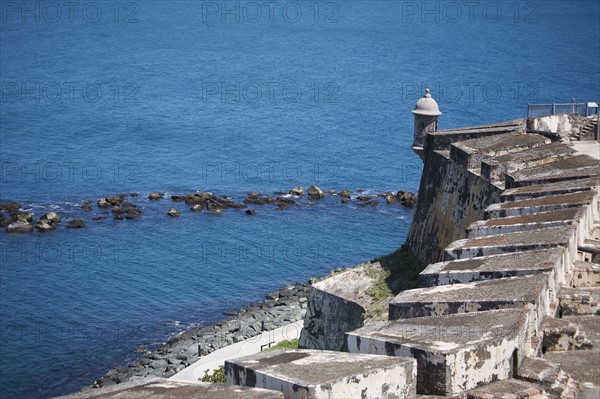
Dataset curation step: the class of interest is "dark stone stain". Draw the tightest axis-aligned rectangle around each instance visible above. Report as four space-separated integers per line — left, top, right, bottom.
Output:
245 368 256 387
384 341 397 356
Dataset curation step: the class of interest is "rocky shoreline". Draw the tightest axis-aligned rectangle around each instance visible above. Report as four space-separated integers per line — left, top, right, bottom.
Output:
1 186 417 233
84 281 315 391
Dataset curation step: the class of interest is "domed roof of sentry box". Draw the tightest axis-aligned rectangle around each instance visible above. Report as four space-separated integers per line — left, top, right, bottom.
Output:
412 88 442 116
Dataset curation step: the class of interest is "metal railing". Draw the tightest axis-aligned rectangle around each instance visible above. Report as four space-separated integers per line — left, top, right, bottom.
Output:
527 102 598 118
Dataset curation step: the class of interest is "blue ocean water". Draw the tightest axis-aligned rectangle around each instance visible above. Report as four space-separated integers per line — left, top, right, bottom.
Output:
0 1 598 398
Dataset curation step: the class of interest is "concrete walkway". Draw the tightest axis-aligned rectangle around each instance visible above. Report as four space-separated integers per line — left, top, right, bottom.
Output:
169 321 303 383
572 141 600 160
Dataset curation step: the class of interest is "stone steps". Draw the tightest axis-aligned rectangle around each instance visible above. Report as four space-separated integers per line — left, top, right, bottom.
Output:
345 309 530 396
450 133 550 171
388 275 551 335
224 349 417 399
505 155 600 188
482 143 576 183
444 227 577 281
420 249 563 288
500 177 599 202
484 190 597 220
467 208 585 239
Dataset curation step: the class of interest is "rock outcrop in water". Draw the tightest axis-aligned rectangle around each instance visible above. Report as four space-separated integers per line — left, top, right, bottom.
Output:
2 188 416 233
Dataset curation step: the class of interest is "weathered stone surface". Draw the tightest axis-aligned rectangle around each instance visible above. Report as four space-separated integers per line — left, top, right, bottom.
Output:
485 190 597 219
225 349 416 399
424 119 526 154
450 132 549 171
444 226 577 277
558 287 599 316
481 142 576 182
572 261 600 288
299 263 382 351
389 274 550 333
467 207 585 238
500 177 599 202
464 378 544 399
56 379 283 398
505 154 600 188
406 149 503 265
420 248 563 288
540 317 590 352
347 309 529 395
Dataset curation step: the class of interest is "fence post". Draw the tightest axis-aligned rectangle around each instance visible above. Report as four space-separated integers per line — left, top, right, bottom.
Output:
527 104 530 118
552 103 556 114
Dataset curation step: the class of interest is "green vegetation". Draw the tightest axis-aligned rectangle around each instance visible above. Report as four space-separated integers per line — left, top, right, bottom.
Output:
200 365 225 383
366 244 425 301
262 338 299 352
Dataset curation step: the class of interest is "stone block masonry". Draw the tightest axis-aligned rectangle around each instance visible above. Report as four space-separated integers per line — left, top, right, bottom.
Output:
224 349 416 399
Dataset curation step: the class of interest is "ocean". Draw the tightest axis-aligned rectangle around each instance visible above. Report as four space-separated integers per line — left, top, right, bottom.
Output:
0 0 598 397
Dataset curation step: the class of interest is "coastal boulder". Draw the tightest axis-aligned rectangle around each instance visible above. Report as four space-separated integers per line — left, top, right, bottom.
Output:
40 212 61 224
167 208 181 217
97 198 111 208
191 204 202 212
397 191 417 207
307 185 325 199
246 209 256 215
149 192 164 200
105 195 122 206
81 201 92 211
339 189 351 198
35 220 54 232
385 192 397 204
7 220 33 233
289 186 304 196
17 212 33 222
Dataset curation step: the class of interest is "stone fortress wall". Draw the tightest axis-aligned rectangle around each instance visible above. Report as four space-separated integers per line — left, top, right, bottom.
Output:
62 93 600 398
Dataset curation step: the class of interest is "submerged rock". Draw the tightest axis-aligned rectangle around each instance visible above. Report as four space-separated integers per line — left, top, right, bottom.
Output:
0 202 20 213
67 219 86 228
246 209 256 215
357 199 379 207
81 201 93 211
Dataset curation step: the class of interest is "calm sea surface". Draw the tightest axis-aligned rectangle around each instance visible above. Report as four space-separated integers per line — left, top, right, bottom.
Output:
1 1 598 397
